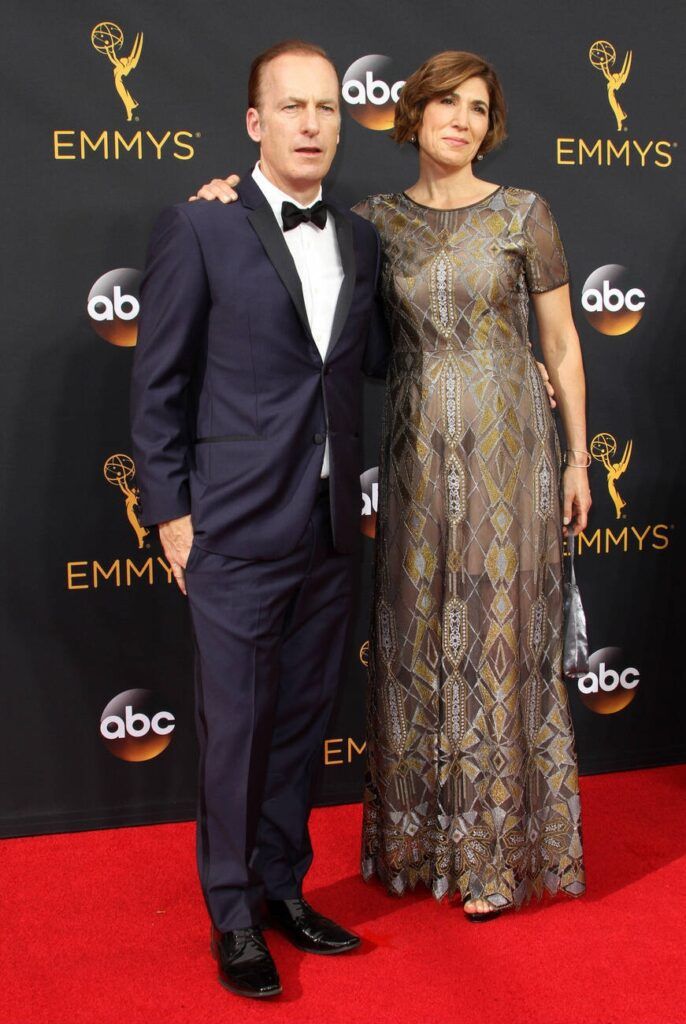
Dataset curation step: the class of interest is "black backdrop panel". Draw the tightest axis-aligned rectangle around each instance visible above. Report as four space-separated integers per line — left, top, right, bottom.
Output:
1 0 684 837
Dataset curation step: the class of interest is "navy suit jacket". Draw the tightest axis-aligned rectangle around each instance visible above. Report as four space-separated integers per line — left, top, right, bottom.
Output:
130 174 388 559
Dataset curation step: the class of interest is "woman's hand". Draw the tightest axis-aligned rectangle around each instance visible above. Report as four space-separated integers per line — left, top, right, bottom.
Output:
562 467 591 536
189 174 241 203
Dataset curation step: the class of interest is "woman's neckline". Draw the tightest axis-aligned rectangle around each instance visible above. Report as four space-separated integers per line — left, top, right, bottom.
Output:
401 184 504 212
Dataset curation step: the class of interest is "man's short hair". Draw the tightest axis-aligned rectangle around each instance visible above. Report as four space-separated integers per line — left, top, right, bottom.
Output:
248 40 339 110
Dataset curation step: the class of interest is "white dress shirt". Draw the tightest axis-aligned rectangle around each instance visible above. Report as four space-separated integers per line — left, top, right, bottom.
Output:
252 163 344 477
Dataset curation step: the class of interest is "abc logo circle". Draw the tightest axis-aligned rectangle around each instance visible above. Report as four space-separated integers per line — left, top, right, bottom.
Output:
342 56 405 130
581 265 645 336
577 647 639 714
87 268 142 347
360 466 379 538
100 688 175 761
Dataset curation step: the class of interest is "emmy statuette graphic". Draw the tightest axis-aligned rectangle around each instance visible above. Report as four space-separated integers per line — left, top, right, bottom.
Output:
104 454 150 549
590 433 633 520
589 40 632 131
91 22 143 122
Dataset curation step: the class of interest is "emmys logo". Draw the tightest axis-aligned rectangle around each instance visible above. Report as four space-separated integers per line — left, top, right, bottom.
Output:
342 56 405 131
323 736 366 765
556 43 675 169
87 268 141 346
581 265 645 335
590 433 632 521
64 453 175 592
104 454 149 549
576 432 673 556
100 688 175 761
589 40 632 132
577 648 639 714
360 466 379 538
91 22 143 122
359 640 370 667
52 23 199 161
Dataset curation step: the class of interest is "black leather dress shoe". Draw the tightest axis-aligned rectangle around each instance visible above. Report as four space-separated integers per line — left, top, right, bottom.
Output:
266 897 361 955
210 926 282 998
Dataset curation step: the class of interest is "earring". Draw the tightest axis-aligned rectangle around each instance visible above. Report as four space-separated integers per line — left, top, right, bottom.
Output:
410 134 416 143
477 153 484 161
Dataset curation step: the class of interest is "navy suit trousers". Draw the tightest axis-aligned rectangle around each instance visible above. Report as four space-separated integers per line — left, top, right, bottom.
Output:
185 489 354 932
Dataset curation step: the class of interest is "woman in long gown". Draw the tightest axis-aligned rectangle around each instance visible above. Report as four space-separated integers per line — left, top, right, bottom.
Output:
190 48 591 920
356 51 591 917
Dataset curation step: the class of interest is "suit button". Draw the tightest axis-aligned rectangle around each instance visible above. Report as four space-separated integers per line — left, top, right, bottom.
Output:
313 432 326 445
323 365 331 375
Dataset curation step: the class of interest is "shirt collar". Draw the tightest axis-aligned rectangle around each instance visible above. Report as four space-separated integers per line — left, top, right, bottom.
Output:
251 162 323 225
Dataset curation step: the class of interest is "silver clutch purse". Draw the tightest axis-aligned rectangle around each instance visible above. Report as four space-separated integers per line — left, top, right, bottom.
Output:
563 542 589 678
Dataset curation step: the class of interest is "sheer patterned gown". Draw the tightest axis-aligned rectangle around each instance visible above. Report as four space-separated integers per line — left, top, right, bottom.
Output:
355 188 585 908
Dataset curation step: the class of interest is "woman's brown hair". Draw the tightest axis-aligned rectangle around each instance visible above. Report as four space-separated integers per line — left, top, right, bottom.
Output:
392 51 507 155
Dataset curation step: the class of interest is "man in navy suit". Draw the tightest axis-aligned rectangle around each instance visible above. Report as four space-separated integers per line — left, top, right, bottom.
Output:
130 41 387 1000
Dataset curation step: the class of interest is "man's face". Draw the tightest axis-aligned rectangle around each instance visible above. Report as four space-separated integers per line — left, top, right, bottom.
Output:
246 53 341 194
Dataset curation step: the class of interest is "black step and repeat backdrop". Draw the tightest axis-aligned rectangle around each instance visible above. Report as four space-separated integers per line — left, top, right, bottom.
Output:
1 0 684 837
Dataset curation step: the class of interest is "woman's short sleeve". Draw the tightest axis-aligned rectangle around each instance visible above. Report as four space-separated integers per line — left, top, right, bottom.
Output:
523 195 569 294
351 197 373 221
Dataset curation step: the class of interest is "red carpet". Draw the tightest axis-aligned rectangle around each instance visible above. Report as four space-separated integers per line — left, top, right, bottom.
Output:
2 765 685 1024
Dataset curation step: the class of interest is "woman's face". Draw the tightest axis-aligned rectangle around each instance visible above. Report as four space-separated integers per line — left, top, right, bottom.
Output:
416 75 491 169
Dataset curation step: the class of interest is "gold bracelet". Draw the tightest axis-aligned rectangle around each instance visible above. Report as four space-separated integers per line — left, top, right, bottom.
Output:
565 449 591 468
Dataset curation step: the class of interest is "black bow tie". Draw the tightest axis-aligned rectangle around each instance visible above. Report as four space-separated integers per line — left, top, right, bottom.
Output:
281 199 328 232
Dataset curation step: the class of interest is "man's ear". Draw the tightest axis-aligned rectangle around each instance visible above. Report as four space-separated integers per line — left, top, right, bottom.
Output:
246 107 262 143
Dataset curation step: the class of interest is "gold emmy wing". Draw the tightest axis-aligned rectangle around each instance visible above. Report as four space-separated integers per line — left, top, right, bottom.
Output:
355 188 585 907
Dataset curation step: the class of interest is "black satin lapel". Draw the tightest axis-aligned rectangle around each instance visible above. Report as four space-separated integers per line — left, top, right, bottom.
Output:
247 204 312 339
327 209 356 357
